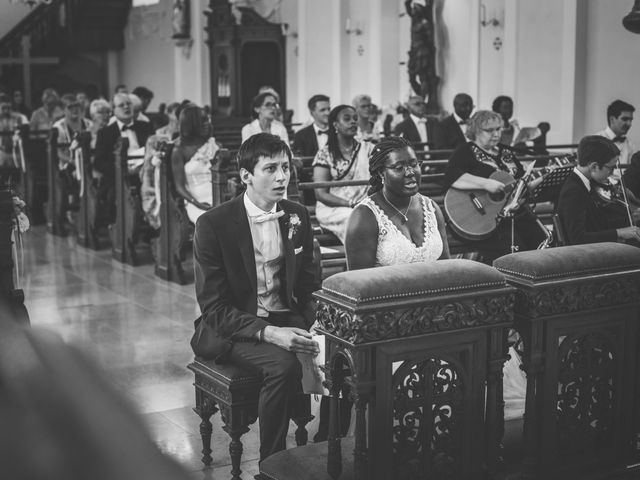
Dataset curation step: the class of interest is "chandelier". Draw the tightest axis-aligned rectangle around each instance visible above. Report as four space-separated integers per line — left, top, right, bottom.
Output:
9 0 53 7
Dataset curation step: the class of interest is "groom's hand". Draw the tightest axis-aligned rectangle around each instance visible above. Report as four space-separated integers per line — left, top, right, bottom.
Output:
264 326 320 355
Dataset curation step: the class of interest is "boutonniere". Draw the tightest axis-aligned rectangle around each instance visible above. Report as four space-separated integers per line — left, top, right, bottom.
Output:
287 213 301 240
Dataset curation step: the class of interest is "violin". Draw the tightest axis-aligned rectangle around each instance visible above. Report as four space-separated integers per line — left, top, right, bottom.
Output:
592 177 640 227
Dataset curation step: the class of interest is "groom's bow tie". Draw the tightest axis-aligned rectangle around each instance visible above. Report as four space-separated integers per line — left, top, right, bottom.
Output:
251 210 284 224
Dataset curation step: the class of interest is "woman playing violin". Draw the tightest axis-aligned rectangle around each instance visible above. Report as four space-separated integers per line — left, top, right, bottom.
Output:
444 110 547 263
557 135 640 245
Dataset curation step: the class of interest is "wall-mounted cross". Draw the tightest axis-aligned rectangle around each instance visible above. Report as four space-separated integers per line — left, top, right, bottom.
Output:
0 35 58 108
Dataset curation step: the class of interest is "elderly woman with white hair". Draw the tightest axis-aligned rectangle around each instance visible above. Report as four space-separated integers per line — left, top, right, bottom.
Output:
444 109 547 262
88 99 112 148
352 93 381 142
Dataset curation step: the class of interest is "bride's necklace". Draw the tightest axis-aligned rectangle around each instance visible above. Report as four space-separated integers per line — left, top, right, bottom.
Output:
381 191 413 223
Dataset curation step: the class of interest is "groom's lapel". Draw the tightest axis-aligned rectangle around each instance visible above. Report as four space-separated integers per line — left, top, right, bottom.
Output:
278 203 294 305
231 195 257 294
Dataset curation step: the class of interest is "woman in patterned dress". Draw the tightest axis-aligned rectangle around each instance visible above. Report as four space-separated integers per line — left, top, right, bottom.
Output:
313 104 374 243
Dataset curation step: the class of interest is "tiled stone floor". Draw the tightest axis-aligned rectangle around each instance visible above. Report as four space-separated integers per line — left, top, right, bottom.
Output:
21 227 321 479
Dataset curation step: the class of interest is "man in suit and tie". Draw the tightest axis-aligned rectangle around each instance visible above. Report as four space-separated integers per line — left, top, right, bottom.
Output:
434 93 474 150
393 95 439 147
292 95 330 204
292 94 331 157
191 133 320 462
93 92 153 223
595 99 636 166
557 135 640 245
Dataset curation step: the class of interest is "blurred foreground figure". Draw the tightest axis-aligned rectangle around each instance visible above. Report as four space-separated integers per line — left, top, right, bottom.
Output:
0 300 190 480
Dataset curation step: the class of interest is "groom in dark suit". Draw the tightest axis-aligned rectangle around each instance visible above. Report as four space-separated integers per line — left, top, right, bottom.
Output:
192 133 320 461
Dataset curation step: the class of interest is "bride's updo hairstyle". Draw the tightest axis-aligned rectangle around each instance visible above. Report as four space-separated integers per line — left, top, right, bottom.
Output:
368 136 414 194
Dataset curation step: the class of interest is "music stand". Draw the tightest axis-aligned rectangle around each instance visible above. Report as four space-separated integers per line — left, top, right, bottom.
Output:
532 165 574 204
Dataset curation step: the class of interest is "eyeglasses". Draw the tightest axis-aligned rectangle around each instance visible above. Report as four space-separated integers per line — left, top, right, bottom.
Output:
263 102 279 108
481 126 503 134
602 163 616 173
385 161 420 173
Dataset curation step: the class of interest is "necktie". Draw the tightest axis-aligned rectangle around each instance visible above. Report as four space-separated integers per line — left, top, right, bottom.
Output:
458 120 467 125
251 210 284 224
121 124 133 132
317 130 328 136
613 135 626 143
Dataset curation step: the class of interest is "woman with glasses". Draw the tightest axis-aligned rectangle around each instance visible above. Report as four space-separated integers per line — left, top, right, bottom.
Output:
345 136 449 269
444 110 546 262
170 103 220 223
312 104 373 243
241 92 289 144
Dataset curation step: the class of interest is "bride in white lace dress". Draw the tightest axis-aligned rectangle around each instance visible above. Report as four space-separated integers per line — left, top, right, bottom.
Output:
345 136 450 268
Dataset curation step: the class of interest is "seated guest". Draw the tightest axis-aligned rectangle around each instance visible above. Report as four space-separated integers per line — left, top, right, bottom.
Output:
434 93 473 150
93 92 153 224
313 104 374 243
170 103 218 224
444 110 547 262
492 95 545 147
11 89 30 119
557 135 640 245
29 88 64 135
241 92 289 144
88 99 112 149
192 132 319 461
75 90 91 120
155 101 180 140
0 94 27 168
292 94 331 157
595 99 635 166
346 136 450 269
622 151 640 205
393 95 439 148
352 94 381 142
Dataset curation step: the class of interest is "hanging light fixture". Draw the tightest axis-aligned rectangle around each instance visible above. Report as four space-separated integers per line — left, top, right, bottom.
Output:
623 0 640 33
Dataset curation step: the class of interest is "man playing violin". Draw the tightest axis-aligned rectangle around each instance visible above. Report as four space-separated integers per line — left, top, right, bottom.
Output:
556 135 640 246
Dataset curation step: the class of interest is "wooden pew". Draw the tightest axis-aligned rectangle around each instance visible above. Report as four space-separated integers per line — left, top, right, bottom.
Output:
17 127 49 226
153 141 191 284
46 128 71 236
0 186 29 325
110 138 148 266
74 132 103 249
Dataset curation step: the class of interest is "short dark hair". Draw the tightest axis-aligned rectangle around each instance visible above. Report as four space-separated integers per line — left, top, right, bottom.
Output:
577 135 620 167
492 95 513 112
307 94 329 112
114 84 127 93
251 92 277 119
237 133 292 174
607 100 635 124
132 86 154 101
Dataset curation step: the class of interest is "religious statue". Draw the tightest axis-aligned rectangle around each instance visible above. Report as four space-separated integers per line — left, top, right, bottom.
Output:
405 0 440 113
172 0 190 39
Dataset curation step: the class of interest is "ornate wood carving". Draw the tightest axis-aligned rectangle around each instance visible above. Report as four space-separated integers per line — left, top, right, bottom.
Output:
316 294 514 344
514 278 640 318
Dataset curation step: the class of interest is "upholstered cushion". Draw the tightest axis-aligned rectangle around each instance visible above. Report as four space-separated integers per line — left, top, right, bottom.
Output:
191 357 262 386
319 259 506 306
493 243 640 283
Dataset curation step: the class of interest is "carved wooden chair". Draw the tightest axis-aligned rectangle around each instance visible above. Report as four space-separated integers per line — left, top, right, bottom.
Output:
188 357 313 480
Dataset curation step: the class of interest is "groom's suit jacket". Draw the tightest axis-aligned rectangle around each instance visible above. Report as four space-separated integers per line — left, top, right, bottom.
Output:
192 193 319 359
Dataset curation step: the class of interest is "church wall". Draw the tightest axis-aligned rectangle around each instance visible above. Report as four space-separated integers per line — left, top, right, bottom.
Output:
578 0 640 146
118 1 176 109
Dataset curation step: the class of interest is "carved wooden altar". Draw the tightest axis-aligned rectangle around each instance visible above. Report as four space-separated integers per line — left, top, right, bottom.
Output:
312 260 515 480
